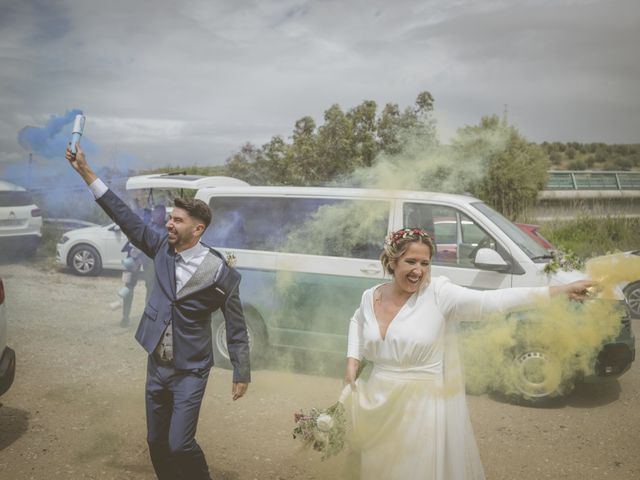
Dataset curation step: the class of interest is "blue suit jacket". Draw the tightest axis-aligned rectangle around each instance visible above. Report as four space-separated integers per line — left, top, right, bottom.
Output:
97 190 250 383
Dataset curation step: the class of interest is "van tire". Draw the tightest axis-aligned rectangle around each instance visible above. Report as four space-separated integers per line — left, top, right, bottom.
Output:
212 307 267 370
512 349 569 404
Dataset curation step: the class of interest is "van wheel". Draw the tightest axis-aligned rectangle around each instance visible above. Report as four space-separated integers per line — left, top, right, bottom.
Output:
68 244 102 276
212 308 267 370
512 350 568 404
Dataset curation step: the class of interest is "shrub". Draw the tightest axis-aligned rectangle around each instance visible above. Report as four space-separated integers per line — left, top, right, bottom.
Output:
540 215 640 258
567 159 587 170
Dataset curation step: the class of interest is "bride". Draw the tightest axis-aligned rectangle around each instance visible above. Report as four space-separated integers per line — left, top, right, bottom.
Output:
343 228 593 479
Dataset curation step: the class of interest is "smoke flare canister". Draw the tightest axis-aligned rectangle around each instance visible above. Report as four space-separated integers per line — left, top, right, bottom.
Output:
70 114 85 154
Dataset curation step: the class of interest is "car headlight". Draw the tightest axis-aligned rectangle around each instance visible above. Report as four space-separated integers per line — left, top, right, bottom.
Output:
60 235 70 244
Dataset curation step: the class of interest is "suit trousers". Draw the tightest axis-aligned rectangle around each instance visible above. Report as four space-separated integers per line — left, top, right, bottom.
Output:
146 354 212 480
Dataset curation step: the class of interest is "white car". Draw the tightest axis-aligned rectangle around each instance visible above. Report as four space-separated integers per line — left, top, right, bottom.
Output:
56 221 129 275
56 173 249 275
0 277 16 397
0 180 42 256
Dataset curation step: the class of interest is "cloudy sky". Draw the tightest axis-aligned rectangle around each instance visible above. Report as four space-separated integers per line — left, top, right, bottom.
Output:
1 0 638 173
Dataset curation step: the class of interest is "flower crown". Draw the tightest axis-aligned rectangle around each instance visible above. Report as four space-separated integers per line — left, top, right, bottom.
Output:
384 228 431 247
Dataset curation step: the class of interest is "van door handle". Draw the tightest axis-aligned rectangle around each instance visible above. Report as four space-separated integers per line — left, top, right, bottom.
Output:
360 265 381 275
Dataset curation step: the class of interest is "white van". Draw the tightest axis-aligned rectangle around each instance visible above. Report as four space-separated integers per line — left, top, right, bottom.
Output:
196 186 635 401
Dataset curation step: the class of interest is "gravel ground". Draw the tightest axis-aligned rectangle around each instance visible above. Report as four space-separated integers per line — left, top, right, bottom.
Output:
0 261 639 479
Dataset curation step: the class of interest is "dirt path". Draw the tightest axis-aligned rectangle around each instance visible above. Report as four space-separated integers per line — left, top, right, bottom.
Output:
0 262 639 479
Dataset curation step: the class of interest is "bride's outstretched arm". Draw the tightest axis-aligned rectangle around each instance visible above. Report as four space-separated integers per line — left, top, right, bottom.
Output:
436 277 596 322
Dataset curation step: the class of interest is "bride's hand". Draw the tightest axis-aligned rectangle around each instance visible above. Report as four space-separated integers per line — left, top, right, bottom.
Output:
344 357 359 391
550 279 597 301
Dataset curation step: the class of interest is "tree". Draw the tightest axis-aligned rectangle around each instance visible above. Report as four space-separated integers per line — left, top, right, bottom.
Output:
453 115 549 220
377 103 402 154
288 116 319 184
261 136 291 184
347 100 378 168
225 142 267 185
222 91 440 186
315 104 354 180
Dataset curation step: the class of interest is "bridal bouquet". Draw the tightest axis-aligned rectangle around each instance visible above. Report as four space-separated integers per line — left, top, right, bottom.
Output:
292 386 350 460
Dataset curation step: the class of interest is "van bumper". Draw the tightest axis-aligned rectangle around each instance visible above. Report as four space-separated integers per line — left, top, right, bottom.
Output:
583 327 635 382
0 347 16 397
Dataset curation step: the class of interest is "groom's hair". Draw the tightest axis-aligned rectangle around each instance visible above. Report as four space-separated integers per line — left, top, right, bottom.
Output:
174 197 212 229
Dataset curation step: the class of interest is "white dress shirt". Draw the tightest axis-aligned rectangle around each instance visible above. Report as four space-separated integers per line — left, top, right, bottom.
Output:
174 242 210 292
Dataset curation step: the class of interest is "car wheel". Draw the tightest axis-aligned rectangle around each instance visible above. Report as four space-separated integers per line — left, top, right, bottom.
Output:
624 281 640 319
512 350 567 403
212 307 267 370
68 244 103 276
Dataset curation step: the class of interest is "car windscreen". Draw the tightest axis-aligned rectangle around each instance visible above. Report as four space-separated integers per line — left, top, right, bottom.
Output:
0 191 33 207
471 202 550 260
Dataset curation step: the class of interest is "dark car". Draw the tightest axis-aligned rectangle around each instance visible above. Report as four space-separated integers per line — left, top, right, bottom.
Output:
516 223 555 251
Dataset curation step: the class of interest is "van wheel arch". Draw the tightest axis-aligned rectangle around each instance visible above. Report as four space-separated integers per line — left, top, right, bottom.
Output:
212 305 268 370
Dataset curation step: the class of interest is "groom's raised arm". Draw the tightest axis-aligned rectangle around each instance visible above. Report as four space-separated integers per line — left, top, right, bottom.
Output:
66 143 164 258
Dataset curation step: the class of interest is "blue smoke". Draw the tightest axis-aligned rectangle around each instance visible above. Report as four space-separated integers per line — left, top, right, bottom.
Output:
17 109 97 159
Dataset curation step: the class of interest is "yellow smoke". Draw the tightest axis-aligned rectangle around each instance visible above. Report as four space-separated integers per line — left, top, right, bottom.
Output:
585 252 640 299
462 252 639 399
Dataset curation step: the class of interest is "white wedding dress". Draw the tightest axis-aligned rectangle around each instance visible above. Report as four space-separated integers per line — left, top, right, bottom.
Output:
345 276 548 480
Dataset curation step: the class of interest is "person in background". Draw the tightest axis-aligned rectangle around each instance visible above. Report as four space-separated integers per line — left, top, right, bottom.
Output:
117 207 166 328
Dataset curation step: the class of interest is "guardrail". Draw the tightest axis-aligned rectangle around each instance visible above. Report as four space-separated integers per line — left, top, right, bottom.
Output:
546 171 640 190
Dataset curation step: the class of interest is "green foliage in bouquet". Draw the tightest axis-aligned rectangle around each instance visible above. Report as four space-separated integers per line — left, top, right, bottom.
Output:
292 401 346 461
292 359 368 460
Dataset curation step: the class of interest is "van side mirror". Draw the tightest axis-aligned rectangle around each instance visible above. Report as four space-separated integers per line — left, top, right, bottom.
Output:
473 248 510 272
109 224 121 233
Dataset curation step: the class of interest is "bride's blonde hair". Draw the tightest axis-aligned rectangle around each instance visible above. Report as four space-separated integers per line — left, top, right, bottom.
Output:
380 228 435 275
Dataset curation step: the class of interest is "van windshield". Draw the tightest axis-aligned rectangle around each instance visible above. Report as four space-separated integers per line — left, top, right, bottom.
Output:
471 202 550 260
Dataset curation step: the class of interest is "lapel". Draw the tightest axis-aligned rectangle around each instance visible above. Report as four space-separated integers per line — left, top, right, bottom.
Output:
176 251 224 300
166 247 177 298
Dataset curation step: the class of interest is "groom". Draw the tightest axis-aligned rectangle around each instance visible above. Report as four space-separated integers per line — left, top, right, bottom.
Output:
66 144 250 479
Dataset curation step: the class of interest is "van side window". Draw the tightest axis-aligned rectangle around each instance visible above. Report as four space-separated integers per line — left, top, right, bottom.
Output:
403 203 497 267
206 197 390 260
